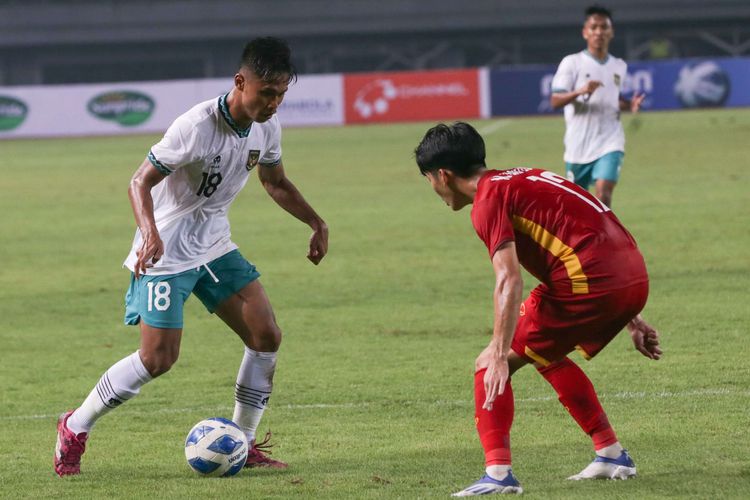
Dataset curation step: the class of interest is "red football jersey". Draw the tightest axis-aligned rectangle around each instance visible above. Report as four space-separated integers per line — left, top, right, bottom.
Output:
471 168 648 296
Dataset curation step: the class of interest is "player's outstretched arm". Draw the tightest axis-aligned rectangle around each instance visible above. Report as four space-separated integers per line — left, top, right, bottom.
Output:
550 80 604 109
129 158 168 277
258 161 328 265
626 314 662 360
482 242 524 411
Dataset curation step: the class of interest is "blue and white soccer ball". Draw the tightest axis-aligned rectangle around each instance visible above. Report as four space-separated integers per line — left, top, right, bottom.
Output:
674 61 730 108
184 417 248 477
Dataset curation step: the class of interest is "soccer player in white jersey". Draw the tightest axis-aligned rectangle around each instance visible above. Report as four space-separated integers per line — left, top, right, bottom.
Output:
550 5 644 207
54 37 328 476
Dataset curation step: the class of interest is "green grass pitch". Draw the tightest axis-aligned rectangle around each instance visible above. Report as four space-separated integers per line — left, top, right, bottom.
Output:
1 108 749 498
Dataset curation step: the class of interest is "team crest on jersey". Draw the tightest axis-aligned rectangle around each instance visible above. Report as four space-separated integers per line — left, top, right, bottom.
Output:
246 150 260 171
614 74 621 86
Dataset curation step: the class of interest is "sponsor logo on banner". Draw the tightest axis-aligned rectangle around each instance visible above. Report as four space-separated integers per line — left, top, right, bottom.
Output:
280 98 336 116
87 91 155 126
345 69 480 123
0 96 28 131
674 61 730 108
276 74 344 126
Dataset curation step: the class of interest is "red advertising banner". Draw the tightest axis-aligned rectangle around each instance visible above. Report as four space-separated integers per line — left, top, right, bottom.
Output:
344 69 480 124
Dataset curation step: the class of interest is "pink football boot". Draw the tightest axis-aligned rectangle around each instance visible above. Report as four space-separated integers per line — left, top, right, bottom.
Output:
54 410 88 477
244 431 288 469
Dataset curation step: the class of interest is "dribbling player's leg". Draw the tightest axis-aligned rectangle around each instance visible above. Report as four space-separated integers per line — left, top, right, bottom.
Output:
215 280 286 468
55 325 181 476
67 325 182 434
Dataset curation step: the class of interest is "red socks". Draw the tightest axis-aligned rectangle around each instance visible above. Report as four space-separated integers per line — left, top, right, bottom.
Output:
537 357 618 450
473 357 616 465
474 368 513 465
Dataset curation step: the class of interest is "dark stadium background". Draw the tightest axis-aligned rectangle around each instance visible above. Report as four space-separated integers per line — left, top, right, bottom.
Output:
1 0 749 85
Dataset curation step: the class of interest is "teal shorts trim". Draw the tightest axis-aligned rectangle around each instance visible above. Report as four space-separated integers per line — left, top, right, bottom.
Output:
123 249 260 329
565 151 624 188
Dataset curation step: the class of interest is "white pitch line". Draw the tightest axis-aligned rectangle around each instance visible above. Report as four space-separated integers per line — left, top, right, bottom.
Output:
1 388 746 422
478 119 513 136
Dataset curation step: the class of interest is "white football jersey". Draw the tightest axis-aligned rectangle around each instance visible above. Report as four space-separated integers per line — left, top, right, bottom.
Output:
551 50 627 164
123 92 282 275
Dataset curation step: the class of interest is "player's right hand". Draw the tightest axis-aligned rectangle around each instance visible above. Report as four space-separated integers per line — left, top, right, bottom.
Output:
627 316 662 360
134 231 164 278
578 80 604 97
630 93 646 113
483 355 510 411
307 220 329 265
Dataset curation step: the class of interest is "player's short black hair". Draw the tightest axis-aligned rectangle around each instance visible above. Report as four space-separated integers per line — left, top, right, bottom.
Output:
240 37 297 84
585 4 613 22
415 122 486 178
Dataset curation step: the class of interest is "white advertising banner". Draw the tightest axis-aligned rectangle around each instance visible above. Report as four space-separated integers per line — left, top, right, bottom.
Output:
277 74 344 127
0 74 344 139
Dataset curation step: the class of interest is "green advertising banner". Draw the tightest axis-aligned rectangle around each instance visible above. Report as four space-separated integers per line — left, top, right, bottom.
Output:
0 96 28 131
87 91 155 126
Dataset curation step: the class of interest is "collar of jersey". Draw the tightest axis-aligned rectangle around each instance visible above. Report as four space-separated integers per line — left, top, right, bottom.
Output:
218 93 252 138
583 49 610 65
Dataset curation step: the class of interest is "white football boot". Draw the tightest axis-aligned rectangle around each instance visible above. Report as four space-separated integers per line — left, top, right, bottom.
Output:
452 470 523 496
568 449 636 480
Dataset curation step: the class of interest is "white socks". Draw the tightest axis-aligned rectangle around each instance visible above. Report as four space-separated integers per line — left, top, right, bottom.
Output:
596 441 624 459
232 347 276 443
486 464 512 481
66 347 277 443
67 351 153 435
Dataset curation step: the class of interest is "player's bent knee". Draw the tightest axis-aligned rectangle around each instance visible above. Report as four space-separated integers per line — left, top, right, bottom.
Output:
253 323 282 352
140 351 179 377
142 359 176 378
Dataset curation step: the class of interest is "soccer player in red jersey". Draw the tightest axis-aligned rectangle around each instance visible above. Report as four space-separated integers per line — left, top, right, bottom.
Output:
414 122 662 496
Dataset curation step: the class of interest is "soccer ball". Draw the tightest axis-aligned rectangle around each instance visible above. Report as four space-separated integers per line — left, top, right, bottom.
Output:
184 417 248 477
674 61 730 108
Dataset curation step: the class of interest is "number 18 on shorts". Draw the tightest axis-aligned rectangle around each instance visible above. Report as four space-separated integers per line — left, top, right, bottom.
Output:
124 274 189 329
123 250 262 330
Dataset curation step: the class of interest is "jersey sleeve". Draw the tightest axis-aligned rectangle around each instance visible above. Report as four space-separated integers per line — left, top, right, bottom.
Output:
148 116 203 175
551 56 576 94
259 117 282 167
471 197 515 258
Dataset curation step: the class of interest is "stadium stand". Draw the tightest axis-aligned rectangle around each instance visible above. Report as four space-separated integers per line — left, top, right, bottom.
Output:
1 0 749 84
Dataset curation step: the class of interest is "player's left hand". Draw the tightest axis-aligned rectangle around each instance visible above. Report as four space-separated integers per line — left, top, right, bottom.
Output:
307 220 329 265
483 355 510 411
627 315 662 360
630 93 645 113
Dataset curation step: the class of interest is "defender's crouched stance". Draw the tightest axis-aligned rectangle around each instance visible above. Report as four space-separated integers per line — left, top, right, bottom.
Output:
55 37 328 477
414 122 661 496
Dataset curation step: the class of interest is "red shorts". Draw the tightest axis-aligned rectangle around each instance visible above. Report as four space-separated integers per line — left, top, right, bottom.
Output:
511 281 649 366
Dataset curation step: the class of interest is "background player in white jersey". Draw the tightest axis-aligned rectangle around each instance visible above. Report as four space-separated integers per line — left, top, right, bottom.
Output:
550 5 644 207
54 37 328 476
